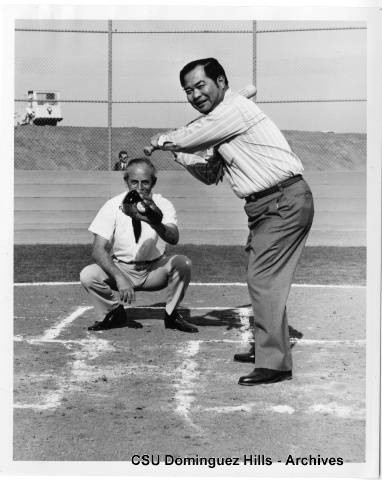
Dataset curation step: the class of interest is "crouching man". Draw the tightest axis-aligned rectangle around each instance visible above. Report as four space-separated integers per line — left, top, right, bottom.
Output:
80 157 198 333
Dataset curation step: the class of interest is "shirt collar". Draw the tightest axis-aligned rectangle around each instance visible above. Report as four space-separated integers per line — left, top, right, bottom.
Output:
223 88 233 100
218 88 233 107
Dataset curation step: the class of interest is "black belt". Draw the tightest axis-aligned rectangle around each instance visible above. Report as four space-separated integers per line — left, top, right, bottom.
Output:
245 175 303 203
115 255 164 266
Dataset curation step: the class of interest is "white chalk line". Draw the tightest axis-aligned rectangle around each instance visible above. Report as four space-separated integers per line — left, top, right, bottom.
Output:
14 302 364 348
13 281 365 289
38 306 93 342
14 303 181 411
13 305 249 313
174 340 204 434
14 336 116 410
15 305 93 345
173 335 364 423
202 402 365 419
204 404 296 415
237 307 252 345
12 305 368 316
15 335 365 347
14 305 365 415
308 403 365 418
14 304 118 410
294 339 365 345
169 334 364 432
201 338 365 346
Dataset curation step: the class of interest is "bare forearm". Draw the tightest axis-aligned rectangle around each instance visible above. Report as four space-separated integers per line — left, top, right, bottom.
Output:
151 223 179 245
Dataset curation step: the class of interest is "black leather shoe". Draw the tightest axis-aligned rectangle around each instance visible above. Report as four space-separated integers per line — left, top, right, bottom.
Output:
238 368 292 386
125 318 143 329
88 305 143 331
233 351 256 363
164 310 198 333
88 309 114 331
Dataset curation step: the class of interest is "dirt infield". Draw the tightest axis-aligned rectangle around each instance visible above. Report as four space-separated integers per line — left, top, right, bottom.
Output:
14 283 365 464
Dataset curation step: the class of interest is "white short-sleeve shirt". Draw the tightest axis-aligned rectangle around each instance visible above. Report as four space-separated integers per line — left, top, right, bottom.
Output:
89 192 177 263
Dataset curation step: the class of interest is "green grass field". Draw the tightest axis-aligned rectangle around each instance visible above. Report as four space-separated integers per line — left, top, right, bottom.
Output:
14 245 366 285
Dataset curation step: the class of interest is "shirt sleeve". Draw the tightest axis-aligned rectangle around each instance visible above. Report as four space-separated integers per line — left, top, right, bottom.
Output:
174 150 224 185
88 199 117 241
160 101 248 153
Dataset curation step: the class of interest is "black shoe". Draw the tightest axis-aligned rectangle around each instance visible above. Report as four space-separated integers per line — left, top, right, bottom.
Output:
88 305 142 331
88 309 114 331
125 318 143 329
164 310 198 333
238 368 292 386
233 351 256 363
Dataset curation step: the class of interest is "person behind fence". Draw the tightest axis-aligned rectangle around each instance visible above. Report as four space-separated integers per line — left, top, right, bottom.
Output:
148 57 314 385
114 150 129 171
21 91 35 125
80 157 198 333
22 106 35 125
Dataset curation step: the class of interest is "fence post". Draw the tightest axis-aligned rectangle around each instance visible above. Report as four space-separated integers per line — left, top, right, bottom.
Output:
252 20 257 101
108 20 113 171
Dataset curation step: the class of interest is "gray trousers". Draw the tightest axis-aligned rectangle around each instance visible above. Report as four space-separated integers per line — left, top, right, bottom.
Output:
244 178 314 371
80 254 192 321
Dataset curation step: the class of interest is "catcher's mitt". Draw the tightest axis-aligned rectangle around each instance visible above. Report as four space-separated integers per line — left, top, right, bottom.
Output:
121 190 163 225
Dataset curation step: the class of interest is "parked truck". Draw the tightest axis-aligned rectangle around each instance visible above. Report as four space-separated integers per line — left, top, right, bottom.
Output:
22 90 63 126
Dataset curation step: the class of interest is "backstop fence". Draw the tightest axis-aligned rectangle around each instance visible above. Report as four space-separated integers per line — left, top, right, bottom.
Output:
14 20 366 171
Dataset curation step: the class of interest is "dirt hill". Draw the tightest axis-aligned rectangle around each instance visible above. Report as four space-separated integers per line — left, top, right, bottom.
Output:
14 125 366 171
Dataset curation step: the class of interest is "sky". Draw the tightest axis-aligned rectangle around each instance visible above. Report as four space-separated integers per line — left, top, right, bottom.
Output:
14 19 366 132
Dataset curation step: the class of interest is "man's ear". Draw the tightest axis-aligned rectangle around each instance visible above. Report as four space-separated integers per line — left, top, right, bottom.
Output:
151 176 157 187
216 75 226 89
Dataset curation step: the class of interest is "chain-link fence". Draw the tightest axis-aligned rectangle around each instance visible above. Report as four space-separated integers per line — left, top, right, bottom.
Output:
14 20 366 171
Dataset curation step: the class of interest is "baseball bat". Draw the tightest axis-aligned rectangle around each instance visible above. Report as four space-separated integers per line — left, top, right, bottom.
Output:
143 84 257 156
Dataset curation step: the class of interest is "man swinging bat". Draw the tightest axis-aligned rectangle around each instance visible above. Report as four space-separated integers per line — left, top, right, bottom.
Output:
144 57 314 386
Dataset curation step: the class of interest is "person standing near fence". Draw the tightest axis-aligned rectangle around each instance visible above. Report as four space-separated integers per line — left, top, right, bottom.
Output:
114 150 129 171
148 57 314 385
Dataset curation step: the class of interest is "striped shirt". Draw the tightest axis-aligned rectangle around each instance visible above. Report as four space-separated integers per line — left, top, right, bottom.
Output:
159 89 304 198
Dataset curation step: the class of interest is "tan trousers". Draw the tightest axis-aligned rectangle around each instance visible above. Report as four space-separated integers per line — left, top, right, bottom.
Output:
80 254 192 321
244 178 314 371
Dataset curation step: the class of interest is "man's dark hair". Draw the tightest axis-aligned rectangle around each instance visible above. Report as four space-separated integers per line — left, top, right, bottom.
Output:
123 157 157 185
179 58 229 87
119 150 128 160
